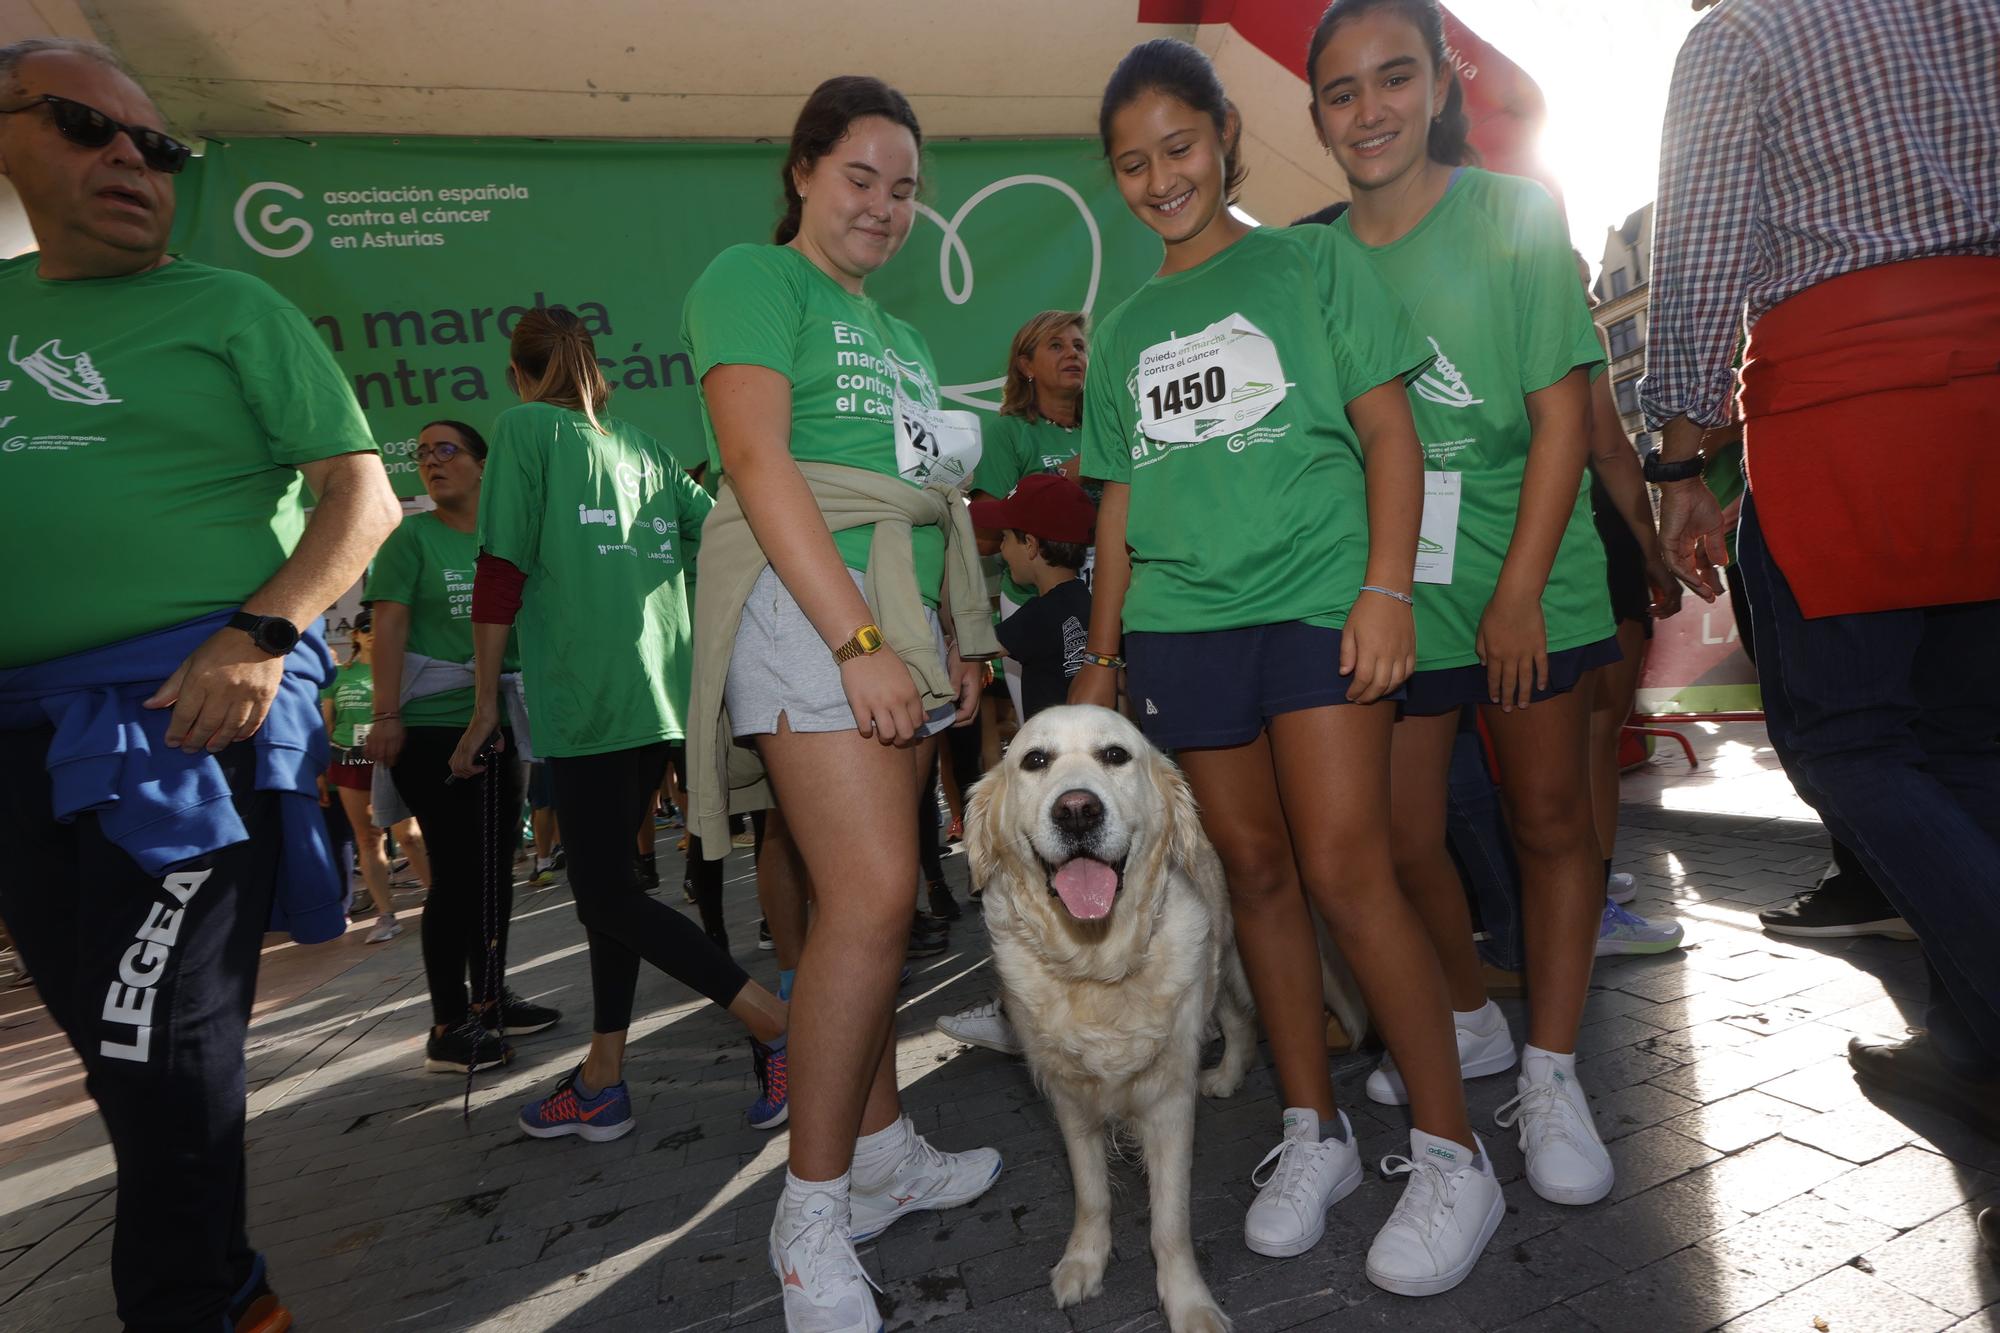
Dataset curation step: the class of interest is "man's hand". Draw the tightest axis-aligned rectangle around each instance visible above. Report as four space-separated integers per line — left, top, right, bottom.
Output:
1657 479 1730 603
144 628 285 753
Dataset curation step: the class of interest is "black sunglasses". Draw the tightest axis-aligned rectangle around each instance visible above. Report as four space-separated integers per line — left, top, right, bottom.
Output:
0 94 191 175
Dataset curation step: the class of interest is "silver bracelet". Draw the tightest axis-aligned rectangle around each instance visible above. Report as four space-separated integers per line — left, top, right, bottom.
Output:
1359 585 1415 607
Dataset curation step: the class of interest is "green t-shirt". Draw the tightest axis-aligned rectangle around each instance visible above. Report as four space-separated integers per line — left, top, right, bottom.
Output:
320 660 374 749
0 256 378 667
1333 170 1614 669
975 413 1085 606
682 243 961 607
1079 225 1429 633
366 511 522 729
477 403 713 758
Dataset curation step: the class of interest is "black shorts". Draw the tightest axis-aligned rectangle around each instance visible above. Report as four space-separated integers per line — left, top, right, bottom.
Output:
1124 620 1398 751
1594 499 1655 636
1399 635 1624 717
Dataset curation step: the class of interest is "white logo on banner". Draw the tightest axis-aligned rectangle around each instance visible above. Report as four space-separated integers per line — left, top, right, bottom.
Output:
234 181 314 259
914 175 1103 411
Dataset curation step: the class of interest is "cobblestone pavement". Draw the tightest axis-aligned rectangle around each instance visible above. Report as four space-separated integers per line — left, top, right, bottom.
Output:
2 725 1996 1332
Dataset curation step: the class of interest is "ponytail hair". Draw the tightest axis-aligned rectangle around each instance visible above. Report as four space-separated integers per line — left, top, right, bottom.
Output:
1307 0 1476 168
776 75 924 245
509 307 611 435
1099 38 1248 206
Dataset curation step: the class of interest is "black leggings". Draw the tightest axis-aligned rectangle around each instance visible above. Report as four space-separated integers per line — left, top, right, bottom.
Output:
393 727 518 1028
549 742 750 1033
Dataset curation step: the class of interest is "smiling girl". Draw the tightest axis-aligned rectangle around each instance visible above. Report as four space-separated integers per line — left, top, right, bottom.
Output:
1070 37 1503 1299
682 76 1001 1333
1309 0 1621 1209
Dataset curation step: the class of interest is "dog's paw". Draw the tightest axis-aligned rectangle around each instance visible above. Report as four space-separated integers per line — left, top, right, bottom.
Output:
1166 1300 1233 1333
1050 1253 1108 1308
1198 1065 1243 1099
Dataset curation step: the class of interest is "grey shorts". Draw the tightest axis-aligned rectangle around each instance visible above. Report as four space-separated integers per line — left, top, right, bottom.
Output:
727 565 957 740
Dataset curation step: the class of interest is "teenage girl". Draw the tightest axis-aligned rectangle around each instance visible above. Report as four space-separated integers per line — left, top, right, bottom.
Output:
1073 36 1503 1300
1310 0 1622 1206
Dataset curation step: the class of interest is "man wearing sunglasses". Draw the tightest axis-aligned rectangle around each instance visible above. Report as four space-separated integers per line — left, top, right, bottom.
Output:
0 38 401 1333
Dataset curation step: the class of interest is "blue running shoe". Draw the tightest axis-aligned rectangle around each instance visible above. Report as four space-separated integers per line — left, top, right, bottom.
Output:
748 1037 789 1130
1595 901 1686 956
519 1065 633 1142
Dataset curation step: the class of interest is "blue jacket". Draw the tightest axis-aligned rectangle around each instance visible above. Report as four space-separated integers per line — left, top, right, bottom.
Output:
0 611 346 943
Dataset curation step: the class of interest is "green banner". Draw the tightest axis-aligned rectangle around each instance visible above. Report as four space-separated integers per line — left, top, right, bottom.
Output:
170 136 1160 493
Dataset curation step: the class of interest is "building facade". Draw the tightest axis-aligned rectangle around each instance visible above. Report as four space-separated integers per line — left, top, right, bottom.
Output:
1592 202 1653 446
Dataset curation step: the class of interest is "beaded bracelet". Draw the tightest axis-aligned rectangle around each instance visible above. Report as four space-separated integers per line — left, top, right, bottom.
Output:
1359 585 1415 607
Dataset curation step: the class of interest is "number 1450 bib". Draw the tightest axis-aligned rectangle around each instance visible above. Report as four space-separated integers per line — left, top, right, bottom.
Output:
1137 314 1290 445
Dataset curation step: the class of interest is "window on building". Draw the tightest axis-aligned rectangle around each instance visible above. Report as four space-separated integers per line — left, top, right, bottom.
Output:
1609 267 1630 298
1614 376 1641 418
1609 317 1639 359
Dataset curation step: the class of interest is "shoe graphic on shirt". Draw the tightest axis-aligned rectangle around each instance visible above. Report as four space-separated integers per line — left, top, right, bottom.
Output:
1413 337 1483 410
9 335 120 406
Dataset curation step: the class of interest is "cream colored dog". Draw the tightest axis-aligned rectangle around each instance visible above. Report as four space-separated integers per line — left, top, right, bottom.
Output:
966 705 1255 1333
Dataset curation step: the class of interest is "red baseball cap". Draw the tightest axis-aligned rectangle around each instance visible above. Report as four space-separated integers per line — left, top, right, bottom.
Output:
969 473 1097 545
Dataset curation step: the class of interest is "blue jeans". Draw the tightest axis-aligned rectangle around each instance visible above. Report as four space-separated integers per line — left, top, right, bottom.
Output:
1736 492 2000 1073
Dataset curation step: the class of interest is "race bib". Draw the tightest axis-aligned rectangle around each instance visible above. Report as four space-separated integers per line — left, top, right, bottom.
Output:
889 350 981 489
1415 471 1461 585
351 721 373 746
1137 314 1289 445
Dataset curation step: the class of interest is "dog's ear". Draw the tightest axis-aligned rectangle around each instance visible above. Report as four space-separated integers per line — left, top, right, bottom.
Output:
1157 751 1207 875
964 764 1009 891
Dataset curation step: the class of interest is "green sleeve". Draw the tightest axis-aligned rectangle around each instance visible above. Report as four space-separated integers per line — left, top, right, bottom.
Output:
973 414 1028 496
478 408 548 571
671 457 716 567
1078 331 1131 485
228 303 379 467
681 245 803 381
365 517 420 607
1503 178 1606 394
1323 231 1431 407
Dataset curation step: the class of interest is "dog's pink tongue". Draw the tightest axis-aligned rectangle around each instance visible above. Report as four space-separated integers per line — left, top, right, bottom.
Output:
1052 858 1118 920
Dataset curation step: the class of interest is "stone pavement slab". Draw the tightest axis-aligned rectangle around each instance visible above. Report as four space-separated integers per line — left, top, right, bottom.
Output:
1 722 1996 1331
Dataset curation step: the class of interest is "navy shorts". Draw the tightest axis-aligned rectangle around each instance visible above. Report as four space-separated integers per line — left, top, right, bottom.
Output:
1124 621 1398 751
1400 635 1624 717
527 761 557 810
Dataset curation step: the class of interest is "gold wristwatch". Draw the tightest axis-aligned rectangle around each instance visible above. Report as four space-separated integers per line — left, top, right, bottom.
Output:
832 623 885 664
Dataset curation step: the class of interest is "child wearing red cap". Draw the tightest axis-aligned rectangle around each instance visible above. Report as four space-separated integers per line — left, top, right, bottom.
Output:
969 474 1096 720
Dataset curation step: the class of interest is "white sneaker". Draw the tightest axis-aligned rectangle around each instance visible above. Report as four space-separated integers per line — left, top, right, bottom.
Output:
1365 1129 1504 1297
849 1121 1002 1242
935 998 1023 1056
1366 1000 1517 1106
1606 871 1638 905
1596 901 1685 956
1243 1108 1364 1258
364 914 402 944
1495 1051 1615 1205
770 1185 883 1333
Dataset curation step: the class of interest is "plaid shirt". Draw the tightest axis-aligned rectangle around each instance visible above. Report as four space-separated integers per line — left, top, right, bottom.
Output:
1641 0 2000 429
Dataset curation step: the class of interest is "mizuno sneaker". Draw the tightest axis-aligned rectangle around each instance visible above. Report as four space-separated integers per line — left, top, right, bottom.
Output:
848 1119 1002 1242
770 1184 882 1333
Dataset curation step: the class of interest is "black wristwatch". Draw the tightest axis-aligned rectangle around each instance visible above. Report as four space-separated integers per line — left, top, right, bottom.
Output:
1642 446 1708 484
227 611 300 657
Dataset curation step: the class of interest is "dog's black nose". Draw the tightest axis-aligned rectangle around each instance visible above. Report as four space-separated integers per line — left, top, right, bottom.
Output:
1052 789 1104 836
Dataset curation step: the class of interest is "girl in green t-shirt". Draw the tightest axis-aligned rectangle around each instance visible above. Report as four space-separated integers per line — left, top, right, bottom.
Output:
319 610 429 944
449 309 790 1150
1072 38 1501 1303
682 77 1001 1331
1311 0 1621 1215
